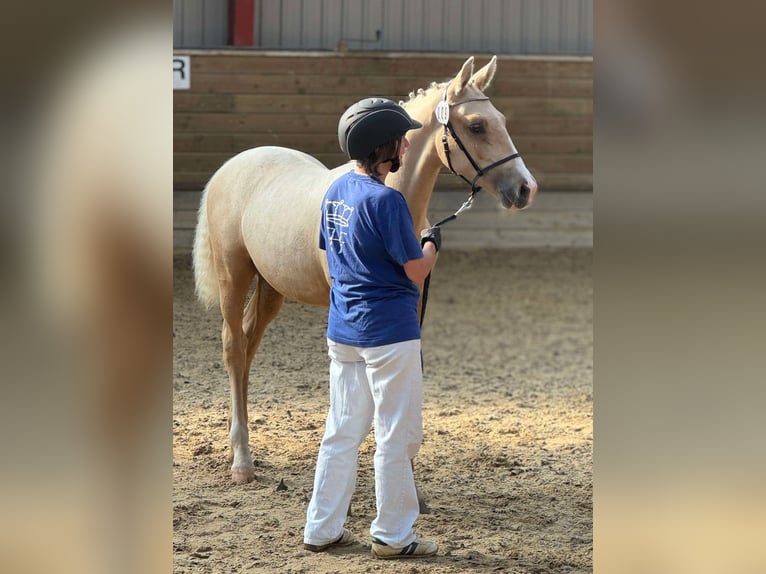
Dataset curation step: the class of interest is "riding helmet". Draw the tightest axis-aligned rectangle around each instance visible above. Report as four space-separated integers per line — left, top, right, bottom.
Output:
338 97 423 160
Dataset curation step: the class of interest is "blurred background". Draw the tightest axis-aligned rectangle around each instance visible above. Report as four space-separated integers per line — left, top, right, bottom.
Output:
0 2 171 573
0 1 763 572
595 1 766 572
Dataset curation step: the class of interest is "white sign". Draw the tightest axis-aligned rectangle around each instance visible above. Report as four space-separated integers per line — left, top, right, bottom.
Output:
173 56 190 90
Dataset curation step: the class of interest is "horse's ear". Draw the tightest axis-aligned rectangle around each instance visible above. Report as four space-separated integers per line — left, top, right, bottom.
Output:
470 55 497 91
448 56 475 101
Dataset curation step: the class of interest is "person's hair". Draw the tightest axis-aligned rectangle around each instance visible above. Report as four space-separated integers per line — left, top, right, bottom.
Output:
357 138 402 179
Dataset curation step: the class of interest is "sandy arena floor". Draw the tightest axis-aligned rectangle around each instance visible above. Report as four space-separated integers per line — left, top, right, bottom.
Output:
173 248 592 573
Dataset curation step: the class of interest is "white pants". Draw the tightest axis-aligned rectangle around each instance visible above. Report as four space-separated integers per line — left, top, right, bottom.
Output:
303 338 423 548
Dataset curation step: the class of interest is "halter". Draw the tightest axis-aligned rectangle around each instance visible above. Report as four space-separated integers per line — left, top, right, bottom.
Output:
433 82 521 227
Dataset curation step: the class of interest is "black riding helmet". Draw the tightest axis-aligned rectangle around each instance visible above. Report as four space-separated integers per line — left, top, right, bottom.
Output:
338 97 423 160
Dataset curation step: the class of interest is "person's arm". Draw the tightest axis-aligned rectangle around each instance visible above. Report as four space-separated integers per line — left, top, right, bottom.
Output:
404 241 438 284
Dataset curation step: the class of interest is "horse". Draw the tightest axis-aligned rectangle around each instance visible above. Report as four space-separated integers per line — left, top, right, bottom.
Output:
192 56 538 495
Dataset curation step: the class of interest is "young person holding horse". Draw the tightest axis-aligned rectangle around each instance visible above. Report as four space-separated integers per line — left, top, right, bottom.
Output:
303 98 441 560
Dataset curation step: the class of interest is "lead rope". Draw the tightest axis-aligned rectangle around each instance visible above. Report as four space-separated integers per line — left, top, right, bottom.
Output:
419 237 432 373
419 196 471 330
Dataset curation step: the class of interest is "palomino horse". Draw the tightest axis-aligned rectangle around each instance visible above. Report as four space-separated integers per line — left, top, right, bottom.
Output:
193 56 537 490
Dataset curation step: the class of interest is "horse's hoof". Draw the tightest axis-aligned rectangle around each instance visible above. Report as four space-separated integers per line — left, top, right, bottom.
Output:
231 467 256 484
418 499 432 514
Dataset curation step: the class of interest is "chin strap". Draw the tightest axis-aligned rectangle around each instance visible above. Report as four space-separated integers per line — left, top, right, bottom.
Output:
384 157 401 173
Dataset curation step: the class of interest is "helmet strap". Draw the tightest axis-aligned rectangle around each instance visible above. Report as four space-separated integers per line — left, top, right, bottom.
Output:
383 137 403 172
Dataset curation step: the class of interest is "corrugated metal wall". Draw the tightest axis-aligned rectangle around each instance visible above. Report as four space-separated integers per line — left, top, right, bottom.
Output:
173 0 228 47
173 0 592 55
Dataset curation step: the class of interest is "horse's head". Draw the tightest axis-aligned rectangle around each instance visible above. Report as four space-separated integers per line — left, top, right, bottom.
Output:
434 56 537 210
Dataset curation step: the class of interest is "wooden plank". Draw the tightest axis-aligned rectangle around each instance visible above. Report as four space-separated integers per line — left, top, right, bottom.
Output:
425 210 593 230
174 210 200 230
177 190 593 210
174 229 196 255
428 190 592 212
175 205 591 232
174 218 592 252
186 72 592 99
175 191 592 226
173 93 592 117
489 77 592 99
173 151 592 175
529 173 592 191
174 113 592 136
174 173 214 190
173 132 339 153
435 172 594 192
175 227 592 253
174 170 594 192
184 53 592 79
174 190 592 217
173 171 594 192
439 229 592 249
174 112 340 134
186 73 424 96
173 152 343 172
521 154 593 174
513 136 592 155
174 191 203 211
173 132 592 155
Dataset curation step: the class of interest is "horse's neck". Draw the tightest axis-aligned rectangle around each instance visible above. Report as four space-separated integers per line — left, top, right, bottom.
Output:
389 96 443 230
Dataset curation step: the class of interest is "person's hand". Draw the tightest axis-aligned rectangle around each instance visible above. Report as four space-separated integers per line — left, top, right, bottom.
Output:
420 226 441 252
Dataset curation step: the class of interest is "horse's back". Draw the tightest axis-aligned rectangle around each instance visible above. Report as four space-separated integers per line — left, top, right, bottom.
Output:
205 146 349 305
211 146 328 193
205 146 329 235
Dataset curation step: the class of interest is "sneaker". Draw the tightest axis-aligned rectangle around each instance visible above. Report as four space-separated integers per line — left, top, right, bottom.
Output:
370 537 438 559
304 528 355 552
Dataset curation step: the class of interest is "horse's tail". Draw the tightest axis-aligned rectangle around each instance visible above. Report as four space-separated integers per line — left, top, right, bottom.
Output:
192 183 219 310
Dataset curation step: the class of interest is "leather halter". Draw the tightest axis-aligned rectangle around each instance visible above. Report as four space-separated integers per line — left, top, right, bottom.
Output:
433 82 521 227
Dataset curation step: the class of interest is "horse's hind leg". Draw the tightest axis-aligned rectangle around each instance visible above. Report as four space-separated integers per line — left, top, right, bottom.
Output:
241 275 285 417
217 255 257 483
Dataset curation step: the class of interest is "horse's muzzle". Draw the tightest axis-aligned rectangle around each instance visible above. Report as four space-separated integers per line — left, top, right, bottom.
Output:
514 183 532 209
500 179 535 210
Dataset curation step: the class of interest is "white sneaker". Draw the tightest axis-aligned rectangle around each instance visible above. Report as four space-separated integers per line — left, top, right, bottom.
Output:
371 537 438 559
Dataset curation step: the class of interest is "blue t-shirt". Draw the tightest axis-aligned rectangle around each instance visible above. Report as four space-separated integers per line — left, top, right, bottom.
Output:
319 171 424 347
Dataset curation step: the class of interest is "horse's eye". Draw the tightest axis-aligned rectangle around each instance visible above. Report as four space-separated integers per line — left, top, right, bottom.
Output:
468 123 485 134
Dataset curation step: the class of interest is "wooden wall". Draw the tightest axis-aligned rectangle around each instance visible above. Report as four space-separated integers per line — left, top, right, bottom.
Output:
173 50 592 252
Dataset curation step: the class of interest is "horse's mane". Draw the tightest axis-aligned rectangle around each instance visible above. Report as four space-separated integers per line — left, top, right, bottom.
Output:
399 81 448 107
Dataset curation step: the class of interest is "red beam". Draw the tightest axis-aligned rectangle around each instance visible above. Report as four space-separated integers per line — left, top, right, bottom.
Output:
228 0 255 47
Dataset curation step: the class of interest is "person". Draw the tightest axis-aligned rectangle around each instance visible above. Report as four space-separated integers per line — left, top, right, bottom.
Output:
303 97 441 560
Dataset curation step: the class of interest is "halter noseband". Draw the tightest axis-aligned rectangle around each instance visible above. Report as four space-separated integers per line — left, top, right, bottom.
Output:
433 82 521 227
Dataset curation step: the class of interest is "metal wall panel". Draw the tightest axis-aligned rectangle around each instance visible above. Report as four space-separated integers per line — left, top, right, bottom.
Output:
173 0 228 47
442 0 462 52
174 0 592 54
320 0 343 50
502 0 524 54
579 0 593 53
